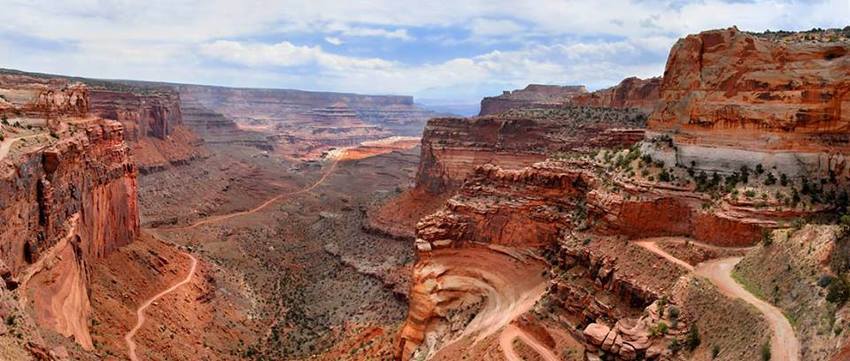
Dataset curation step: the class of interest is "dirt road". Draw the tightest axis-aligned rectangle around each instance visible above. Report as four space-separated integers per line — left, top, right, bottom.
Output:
635 239 800 361
0 133 45 161
499 324 560 361
172 159 338 230
695 257 800 361
124 252 198 361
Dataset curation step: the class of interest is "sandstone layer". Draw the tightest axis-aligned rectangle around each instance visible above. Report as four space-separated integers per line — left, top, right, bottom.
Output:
417 107 647 194
573 77 661 113
647 27 850 178
179 84 443 160
479 78 660 116
479 84 588 116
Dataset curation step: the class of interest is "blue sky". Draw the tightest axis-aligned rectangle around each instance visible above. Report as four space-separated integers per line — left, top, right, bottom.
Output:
0 1 847 105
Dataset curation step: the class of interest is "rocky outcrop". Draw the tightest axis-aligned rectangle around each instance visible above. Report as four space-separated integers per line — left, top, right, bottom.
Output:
647 27 850 178
573 77 661 113
416 107 646 194
479 84 588 116
479 79 661 116
0 117 138 349
0 72 89 119
89 89 180 140
180 100 272 150
179 84 442 159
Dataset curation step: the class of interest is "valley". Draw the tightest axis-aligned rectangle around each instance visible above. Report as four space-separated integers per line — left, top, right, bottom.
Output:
0 23 848 361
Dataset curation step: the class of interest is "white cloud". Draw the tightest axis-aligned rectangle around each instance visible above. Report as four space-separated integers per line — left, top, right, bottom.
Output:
324 37 343 46
469 18 525 37
199 40 394 70
0 0 847 102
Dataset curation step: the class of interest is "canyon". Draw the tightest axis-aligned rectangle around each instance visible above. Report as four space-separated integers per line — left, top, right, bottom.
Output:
0 25 848 361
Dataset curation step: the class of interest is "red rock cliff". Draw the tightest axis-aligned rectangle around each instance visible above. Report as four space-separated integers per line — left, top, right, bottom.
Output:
573 77 661 113
647 27 850 178
479 84 588 116
416 107 646 194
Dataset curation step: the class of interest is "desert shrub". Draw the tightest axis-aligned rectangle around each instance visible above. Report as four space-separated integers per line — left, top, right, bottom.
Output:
740 166 751 183
712 345 721 359
659 169 671 182
780 173 789 186
745 190 756 198
756 164 765 174
826 276 849 305
818 275 835 288
764 173 776 185
761 343 771 361
761 229 774 246
686 324 701 351
669 338 682 353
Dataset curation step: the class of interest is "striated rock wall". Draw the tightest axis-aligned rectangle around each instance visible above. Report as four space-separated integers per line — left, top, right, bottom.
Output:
89 89 181 140
479 84 588 116
416 108 646 194
647 27 850 178
0 119 138 271
573 77 661 113
479 78 661 116
179 84 440 135
0 72 89 119
0 118 138 349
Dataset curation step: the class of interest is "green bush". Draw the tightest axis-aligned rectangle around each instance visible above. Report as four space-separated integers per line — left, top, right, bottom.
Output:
659 169 671 182
764 173 777 185
761 343 771 361
761 229 774 246
826 276 849 305
686 324 701 351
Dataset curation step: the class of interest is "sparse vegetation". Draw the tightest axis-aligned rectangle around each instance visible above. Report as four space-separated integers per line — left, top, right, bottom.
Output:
826 276 849 305
761 343 771 361
761 229 773 246
686 324 701 351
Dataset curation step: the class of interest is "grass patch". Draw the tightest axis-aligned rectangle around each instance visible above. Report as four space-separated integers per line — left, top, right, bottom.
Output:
731 269 767 300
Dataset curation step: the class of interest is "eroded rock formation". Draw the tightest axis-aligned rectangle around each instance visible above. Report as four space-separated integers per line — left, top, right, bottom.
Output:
479 84 588 116
647 27 850 178
417 107 646 194
179 84 443 159
479 78 661 116
1 117 138 349
573 77 661 113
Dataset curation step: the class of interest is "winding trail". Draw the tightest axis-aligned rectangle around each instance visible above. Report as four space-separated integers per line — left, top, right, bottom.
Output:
124 253 198 361
634 240 694 271
634 239 800 361
695 257 800 361
499 324 560 361
168 159 338 230
0 133 45 161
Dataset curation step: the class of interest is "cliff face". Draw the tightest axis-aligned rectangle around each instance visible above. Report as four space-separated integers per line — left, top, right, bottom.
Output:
647 27 850 177
88 87 208 173
399 27 850 361
416 107 646 194
179 84 442 159
479 84 588 116
89 89 182 140
573 77 661 113
0 117 138 349
479 79 661 116
0 73 89 121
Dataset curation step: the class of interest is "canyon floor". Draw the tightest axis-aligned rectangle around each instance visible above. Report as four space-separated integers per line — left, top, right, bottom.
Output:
121 141 421 360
